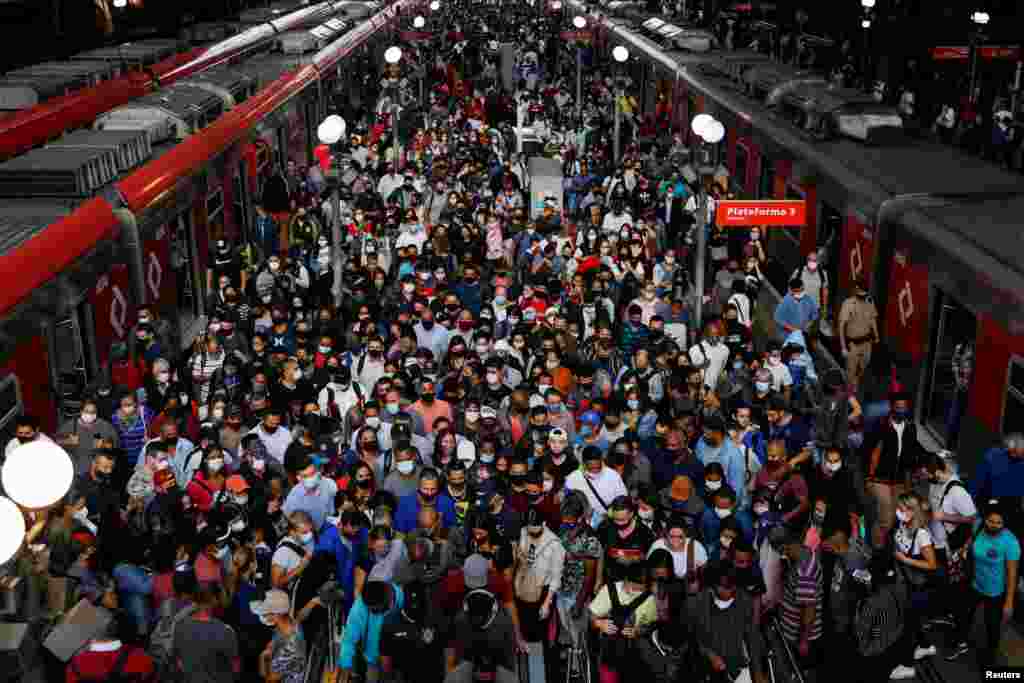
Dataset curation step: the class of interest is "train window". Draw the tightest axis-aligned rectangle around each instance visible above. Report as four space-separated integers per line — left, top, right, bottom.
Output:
0 375 21 430
733 143 749 195
206 188 224 223
52 303 94 419
1006 357 1024 436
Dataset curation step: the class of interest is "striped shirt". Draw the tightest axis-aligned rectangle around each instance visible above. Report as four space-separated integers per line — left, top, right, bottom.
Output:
779 547 824 643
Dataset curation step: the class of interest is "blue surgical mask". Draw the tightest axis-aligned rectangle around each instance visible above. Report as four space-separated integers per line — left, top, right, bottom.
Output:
891 410 909 422
627 399 640 411
755 381 771 393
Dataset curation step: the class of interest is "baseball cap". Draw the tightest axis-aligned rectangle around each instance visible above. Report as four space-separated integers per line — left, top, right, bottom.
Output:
225 475 250 494
251 589 290 617
464 554 490 590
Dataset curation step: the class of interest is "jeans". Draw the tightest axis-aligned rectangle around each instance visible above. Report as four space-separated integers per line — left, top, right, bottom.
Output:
955 589 1005 667
897 588 930 666
113 563 154 637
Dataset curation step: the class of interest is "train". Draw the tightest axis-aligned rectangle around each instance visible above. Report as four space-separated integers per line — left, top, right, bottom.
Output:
0 0 410 438
568 0 1024 473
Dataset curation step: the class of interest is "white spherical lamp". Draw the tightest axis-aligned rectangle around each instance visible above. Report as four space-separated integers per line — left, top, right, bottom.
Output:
113 0 127 7
861 19 871 28
703 119 726 144
860 0 875 7
552 0 563 9
413 15 425 28
573 16 587 29
318 115 346 145
691 113 713 137
430 0 440 10
0 497 24 564
384 46 403 64
2 440 74 510
613 45 629 62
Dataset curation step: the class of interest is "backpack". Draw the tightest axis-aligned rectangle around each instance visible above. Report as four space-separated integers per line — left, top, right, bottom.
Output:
147 601 197 679
70 646 135 682
253 543 274 591
793 265 828 293
937 480 971 550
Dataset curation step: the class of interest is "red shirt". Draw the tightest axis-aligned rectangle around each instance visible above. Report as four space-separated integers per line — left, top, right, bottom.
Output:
186 472 223 513
436 568 514 613
66 644 154 683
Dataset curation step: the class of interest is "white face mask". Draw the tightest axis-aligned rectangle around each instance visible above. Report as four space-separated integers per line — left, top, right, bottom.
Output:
397 460 415 475
715 508 732 520
207 459 224 473
714 597 735 610
80 412 97 425
825 461 842 473
896 509 911 524
466 411 480 423
639 509 655 522
705 480 722 492
365 417 381 428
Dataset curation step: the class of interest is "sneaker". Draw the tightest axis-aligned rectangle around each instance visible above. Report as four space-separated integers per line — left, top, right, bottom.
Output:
914 645 937 660
945 642 969 661
926 615 956 629
890 665 916 679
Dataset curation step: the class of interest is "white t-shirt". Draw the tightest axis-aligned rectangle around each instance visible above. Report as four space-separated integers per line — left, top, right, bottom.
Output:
927 479 977 550
894 525 933 556
648 538 708 580
765 361 794 392
566 467 628 528
271 538 313 575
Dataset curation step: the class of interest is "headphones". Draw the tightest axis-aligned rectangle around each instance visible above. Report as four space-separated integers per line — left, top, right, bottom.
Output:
463 588 499 630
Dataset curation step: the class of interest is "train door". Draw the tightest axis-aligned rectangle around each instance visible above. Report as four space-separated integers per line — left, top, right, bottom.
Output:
172 212 202 341
817 202 843 337
732 141 750 196
232 162 249 245
922 292 976 447
51 301 98 420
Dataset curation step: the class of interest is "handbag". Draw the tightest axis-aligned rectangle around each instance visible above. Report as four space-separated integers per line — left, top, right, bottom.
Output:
947 525 983 586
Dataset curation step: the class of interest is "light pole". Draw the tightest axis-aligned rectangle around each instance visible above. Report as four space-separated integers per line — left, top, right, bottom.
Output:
318 114 346 308
385 45 403 176
573 16 586 126
860 0 874 88
969 11 990 105
413 16 427 107
690 113 725 331
612 45 629 166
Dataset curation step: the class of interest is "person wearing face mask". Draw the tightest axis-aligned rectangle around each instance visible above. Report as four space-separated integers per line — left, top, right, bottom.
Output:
282 455 338 532
808 445 863 538
689 565 766 683
752 439 811 532
567 448 629 530
271 511 316 591
838 278 879 392
251 588 307 683
596 495 657 591
410 379 453 435
59 398 120 476
185 445 228 515
394 468 457 534
695 416 748 509
865 393 925 550
774 276 820 343
589 556 658 683
381 441 424 499
688 320 730 393
512 507 565 669
700 486 754 562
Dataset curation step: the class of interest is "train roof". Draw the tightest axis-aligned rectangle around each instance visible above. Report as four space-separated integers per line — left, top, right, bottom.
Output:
0 200 77 255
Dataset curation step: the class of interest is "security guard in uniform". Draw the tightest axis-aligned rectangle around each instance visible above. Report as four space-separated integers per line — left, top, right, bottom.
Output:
838 278 879 392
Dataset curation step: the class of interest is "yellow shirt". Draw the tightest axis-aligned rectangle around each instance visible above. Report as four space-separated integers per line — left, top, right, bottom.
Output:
588 581 658 629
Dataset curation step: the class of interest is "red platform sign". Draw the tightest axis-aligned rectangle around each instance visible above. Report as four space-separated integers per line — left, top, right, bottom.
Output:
715 200 807 227
931 45 1021 61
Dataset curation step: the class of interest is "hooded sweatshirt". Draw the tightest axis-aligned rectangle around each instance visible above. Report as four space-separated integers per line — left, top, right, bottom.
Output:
340 582 405 668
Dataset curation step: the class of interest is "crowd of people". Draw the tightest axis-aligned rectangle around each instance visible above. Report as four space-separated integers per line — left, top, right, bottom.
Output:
3 3 1023 683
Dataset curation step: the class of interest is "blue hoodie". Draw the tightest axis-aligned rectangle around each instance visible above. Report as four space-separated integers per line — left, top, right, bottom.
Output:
316 525 368 613
339 582 405 669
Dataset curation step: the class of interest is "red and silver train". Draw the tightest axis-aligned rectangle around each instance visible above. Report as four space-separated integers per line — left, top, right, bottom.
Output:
571 0 1024 471
0 0 409 438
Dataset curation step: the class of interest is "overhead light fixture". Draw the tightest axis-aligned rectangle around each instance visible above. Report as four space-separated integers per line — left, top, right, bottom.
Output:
971 11 990 25
318 115 346 145
702 120 726 144
384 46 403 64
430 0 440 9
861 0 875 7
862 19 871 28
413 15 425 28
2 440 73 510
612 45 629 62
691 113 713 138
573 16 587 28
0 498 25 565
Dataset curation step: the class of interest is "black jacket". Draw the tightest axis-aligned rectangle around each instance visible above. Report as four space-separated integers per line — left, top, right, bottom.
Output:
866 420 925 483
